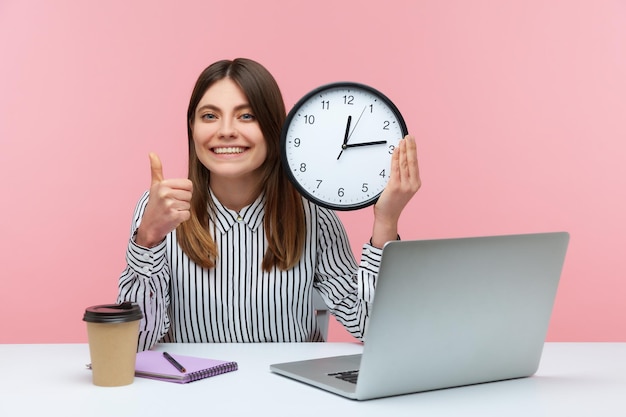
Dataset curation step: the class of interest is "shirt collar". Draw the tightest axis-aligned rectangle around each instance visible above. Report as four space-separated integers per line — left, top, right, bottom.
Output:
209 189 265 234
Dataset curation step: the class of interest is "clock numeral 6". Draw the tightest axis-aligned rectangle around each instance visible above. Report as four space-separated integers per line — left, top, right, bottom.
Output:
338 188 345 197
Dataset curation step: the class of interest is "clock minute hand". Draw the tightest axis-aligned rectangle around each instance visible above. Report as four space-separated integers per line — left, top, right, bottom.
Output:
336 115 352 160
344 140 388 149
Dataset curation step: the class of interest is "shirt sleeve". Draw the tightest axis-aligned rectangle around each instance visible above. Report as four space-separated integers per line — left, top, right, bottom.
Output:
116 191 171 351
312 206 383 341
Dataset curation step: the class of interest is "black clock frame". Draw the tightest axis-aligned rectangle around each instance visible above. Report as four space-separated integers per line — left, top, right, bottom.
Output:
280 81 408 211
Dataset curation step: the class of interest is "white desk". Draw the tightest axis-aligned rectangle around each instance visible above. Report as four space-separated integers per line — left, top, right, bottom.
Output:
0 343 624 416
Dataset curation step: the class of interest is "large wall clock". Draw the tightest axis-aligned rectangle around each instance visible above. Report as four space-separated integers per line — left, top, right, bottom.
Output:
281 82 408 211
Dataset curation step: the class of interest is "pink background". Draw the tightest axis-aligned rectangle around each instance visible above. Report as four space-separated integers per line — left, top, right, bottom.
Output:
1 0 624 343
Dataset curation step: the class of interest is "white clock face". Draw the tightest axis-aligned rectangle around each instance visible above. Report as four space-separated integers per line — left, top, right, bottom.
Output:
281 82 407 210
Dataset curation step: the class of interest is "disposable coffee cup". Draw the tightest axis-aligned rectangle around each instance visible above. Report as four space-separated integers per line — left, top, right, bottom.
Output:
83 302 143 387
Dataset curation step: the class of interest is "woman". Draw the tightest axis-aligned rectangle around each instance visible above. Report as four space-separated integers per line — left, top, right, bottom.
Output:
118 58 420 351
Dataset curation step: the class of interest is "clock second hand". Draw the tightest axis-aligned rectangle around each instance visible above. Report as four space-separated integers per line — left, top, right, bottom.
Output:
348 106 367 141
337 106 367 160
336 115 352 160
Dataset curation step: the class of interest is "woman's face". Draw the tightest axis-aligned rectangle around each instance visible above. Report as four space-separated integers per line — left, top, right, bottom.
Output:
191 78 267 185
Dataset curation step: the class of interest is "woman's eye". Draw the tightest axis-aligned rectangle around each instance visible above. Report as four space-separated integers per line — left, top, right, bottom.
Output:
240 113 255 121
200 113 216 121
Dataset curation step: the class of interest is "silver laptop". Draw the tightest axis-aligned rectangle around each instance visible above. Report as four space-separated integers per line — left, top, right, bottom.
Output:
270 232 570 400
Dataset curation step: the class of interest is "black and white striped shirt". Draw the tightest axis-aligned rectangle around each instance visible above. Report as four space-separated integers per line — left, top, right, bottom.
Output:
118 190 383 351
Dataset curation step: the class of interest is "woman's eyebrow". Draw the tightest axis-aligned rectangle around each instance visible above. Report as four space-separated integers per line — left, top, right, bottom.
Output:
196 103 252 113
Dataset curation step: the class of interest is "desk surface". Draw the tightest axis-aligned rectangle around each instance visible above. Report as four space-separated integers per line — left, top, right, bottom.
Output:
0 342 624 416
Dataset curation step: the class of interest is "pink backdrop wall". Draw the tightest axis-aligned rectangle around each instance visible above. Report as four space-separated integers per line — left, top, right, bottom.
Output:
1 0 624 343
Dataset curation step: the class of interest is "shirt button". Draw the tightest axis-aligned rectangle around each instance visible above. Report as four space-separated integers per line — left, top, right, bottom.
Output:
142 266 151 274
143 253 151 260
237 215 243 222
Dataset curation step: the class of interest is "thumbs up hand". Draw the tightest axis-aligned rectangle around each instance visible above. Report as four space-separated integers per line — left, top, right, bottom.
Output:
134 153 193 248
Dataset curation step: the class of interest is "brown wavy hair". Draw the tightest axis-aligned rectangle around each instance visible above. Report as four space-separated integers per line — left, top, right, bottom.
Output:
176 58 305 271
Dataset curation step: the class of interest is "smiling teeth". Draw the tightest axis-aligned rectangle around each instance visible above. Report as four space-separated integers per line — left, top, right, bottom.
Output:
214 147 245 154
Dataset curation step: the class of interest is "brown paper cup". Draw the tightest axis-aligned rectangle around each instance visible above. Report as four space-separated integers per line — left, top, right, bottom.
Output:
83 302 143 387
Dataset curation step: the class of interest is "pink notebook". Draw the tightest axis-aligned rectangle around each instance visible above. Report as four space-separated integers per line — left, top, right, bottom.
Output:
135 351 238 384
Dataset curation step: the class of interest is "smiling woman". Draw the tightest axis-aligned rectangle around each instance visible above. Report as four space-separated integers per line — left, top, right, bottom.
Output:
116 58 421 351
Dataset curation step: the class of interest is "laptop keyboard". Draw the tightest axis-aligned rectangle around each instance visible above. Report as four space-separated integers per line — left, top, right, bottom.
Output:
328 370 359 384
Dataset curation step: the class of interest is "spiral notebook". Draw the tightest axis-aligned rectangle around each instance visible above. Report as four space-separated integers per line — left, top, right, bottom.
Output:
135 351 238 384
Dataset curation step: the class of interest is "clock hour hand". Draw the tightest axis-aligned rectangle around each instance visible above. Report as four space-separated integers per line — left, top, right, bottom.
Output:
336 115 352 160
344 140 388 149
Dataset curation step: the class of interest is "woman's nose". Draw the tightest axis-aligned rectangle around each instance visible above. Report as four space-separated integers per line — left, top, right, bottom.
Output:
218 118 237 138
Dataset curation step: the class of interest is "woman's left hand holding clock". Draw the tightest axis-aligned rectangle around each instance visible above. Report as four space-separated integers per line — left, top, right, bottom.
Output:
370 135 421 248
